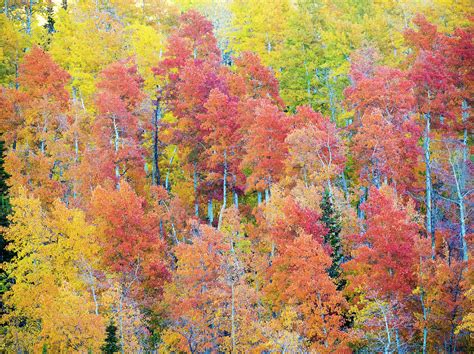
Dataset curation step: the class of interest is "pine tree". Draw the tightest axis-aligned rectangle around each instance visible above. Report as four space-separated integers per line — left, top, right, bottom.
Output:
320 190 343 282
101 320 121 354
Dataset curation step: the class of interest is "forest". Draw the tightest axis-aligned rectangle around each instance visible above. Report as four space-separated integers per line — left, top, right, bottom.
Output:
0 0 472 353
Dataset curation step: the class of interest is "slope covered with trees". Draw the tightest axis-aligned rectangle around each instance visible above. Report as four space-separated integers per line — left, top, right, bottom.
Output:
0 1 472 352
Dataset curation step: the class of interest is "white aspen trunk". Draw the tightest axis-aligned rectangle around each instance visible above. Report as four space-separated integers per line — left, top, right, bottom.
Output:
233 172 238 208
327 179 334 203
419 256 428 354
218 150 227 230
317 293 329 349
165 147 176 191
326 71 336 123
458 195 467 262
340 172 349 200
112 115 121 189
395 328 401 353
421 290 428 354
208 198 213 225
423 114 435 259
194 162 199 217
358 186 368 220
461 100 469 172
223 150 227 207
460 100 469 261
119 290 125 354
450 153 468 261
233 191 238 208
382 306 391 354
40 116 47 155
26 0 32 36
87 267 99 316
72 86 80 199
74 135 79 163
233 179 239 209
231 282 236 353
303 166 309 188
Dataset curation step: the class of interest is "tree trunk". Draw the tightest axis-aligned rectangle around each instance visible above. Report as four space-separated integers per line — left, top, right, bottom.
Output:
451 158 468 262
194 162 199 217
208 198 213 225
118 290 125 354
340 172 349 200
165 147 176 191
218 150 227 230
395 328 401 353
71 86 80 199
87 266 99 316
26 1 32 36
423 114 435 258
327 179 334 203
46 4 55 34
231 282 236 353
112 115 121 189
357 186 368 220
152 97 162 186
381 305 391 354
460 100 469 261
423 326 428 354
325 71 336 123
233 191 238 208
462 100 469 177
233 174 238 208
419 257 428 354
223 150 227 206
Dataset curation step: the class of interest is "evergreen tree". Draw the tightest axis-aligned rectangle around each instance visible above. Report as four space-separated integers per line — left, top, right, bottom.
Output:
101 320 121 354
0 140 11 256
0 139 11 295
320 190 343 282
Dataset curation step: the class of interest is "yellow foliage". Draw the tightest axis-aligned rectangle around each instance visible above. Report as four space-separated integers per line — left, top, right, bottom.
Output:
49 8 125 104
2 190 104 352
124 22 166 93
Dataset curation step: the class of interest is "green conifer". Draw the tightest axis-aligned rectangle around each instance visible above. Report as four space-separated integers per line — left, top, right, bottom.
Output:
320 189 343 282
101 319 121 354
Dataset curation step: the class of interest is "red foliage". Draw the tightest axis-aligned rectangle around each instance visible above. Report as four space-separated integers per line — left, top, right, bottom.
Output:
351 111 421 190
266 232 349 351
156 10 220 78
234 52 283 107
240 99 289 191
91 182 169 299
18 46 70 106
91 61 146 187
198 88 242 193
345 187 422 300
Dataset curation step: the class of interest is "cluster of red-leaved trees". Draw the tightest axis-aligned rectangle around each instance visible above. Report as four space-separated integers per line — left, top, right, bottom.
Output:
0 10 472 353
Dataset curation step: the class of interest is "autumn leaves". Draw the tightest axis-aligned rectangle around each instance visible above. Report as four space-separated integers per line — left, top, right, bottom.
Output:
0 2 472 353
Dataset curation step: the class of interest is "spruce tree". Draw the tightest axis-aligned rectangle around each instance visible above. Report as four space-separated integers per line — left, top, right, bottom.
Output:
0 140 11 296
101 320 121 354
0 140 11 262
320 190 343 282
